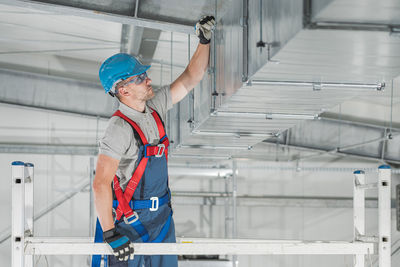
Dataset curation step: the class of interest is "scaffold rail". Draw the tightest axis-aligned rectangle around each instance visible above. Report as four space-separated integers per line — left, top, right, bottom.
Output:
25 237 374 256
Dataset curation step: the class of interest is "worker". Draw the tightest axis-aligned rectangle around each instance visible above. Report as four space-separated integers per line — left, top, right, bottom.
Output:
93 15 215 267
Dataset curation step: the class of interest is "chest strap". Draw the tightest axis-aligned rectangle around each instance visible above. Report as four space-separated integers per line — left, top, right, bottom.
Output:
111 109 169 221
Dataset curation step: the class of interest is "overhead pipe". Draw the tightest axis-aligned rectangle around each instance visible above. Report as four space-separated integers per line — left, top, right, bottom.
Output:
212 111 318 120
191 130 275 138
247 80 385 91
295 133 396 162
308 21 400 35
168 167 232 177
178 144 252 150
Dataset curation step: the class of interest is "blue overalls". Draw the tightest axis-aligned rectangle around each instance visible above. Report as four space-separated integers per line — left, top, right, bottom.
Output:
92 109 177 267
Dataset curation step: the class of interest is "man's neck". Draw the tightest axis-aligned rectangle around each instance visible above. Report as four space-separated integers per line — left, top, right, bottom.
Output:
121 98 146 113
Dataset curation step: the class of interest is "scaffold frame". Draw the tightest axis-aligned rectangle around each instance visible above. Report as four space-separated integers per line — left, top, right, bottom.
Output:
11 162 391 267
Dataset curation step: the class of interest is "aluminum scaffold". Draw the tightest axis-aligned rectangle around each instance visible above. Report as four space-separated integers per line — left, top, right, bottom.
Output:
11 161 392 267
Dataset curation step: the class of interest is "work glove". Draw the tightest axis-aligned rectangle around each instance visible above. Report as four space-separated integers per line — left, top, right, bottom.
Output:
195 15 215 44
103 228 134 261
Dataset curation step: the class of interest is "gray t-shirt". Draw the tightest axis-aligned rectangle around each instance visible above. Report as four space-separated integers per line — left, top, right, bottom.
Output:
99 85 173 190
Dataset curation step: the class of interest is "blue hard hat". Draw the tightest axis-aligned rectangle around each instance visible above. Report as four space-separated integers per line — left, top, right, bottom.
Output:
99 53 151 93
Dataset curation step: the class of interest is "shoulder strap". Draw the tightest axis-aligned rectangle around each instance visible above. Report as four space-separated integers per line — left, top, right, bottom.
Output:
150 108 166 139
112 110 148 145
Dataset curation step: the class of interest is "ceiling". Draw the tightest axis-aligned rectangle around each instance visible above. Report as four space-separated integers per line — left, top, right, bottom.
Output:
0 0 398 165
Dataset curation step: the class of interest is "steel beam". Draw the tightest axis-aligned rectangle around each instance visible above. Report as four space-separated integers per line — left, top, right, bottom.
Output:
0 0 193 34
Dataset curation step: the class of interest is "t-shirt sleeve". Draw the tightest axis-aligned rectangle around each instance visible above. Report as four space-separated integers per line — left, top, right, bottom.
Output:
98 117 132 160
148 85 173 122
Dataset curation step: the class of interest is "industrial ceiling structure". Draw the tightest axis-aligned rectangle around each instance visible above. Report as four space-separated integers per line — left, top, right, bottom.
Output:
0 1 400 267
0 0 399 166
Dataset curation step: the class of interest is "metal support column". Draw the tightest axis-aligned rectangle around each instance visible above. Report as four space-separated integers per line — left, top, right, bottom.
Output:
353 170 365 267
11 161 26 267
224 175 231 239
378 165 391 267
232 160 238 267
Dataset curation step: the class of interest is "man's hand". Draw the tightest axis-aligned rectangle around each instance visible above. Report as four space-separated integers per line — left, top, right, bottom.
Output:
195 16 215 44
103 228 134 261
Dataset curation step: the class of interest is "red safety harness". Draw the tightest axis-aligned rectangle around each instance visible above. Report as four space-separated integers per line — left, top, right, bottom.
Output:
112 109 169 222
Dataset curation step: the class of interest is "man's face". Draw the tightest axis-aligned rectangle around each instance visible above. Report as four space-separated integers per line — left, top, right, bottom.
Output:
117 73 154 101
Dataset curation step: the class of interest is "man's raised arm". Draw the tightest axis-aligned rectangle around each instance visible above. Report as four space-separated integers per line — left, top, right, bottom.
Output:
170 16 215 104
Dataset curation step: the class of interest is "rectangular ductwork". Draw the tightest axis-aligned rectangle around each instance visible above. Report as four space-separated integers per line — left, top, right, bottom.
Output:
169 0 400 159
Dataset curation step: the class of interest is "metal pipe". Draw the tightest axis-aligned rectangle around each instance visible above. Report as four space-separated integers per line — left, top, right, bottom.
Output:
212 111 266 119
172 193 385 209
232 159 238 267
134 0 139 18
296 134 395 162
309 21 398 33
263 141 400 165
232 160 238 238
168 167 232 177
266 113 318 120
213 111 318 120
231 162 400 174
224 176 230 239
178 144 252 150
211 0 218 111
191 130 275 138
248 80 384 91
321 116 400 132
241 0 249 82
173 191 231 197
169 154 232 160
188 34 195 128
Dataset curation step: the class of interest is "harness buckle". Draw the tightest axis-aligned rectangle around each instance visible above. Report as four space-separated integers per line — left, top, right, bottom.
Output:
150 197 159 211
123 211 139 225
155 144 165 158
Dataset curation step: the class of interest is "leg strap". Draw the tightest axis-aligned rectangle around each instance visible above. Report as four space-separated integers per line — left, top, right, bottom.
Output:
151 211 173 243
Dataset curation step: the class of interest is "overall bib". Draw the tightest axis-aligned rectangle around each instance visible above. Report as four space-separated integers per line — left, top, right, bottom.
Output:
93 109 177 267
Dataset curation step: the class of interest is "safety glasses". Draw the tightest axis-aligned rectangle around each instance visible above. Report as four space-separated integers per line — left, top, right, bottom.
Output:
123 72 148 86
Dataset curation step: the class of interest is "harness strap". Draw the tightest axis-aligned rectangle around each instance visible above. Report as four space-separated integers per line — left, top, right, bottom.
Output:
113 192 170 210
114 156 149 221
150 109 169 160
151 109 166 138
111 109 169 238
151 211 173 243
112 110 149 145
145 137 170 157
